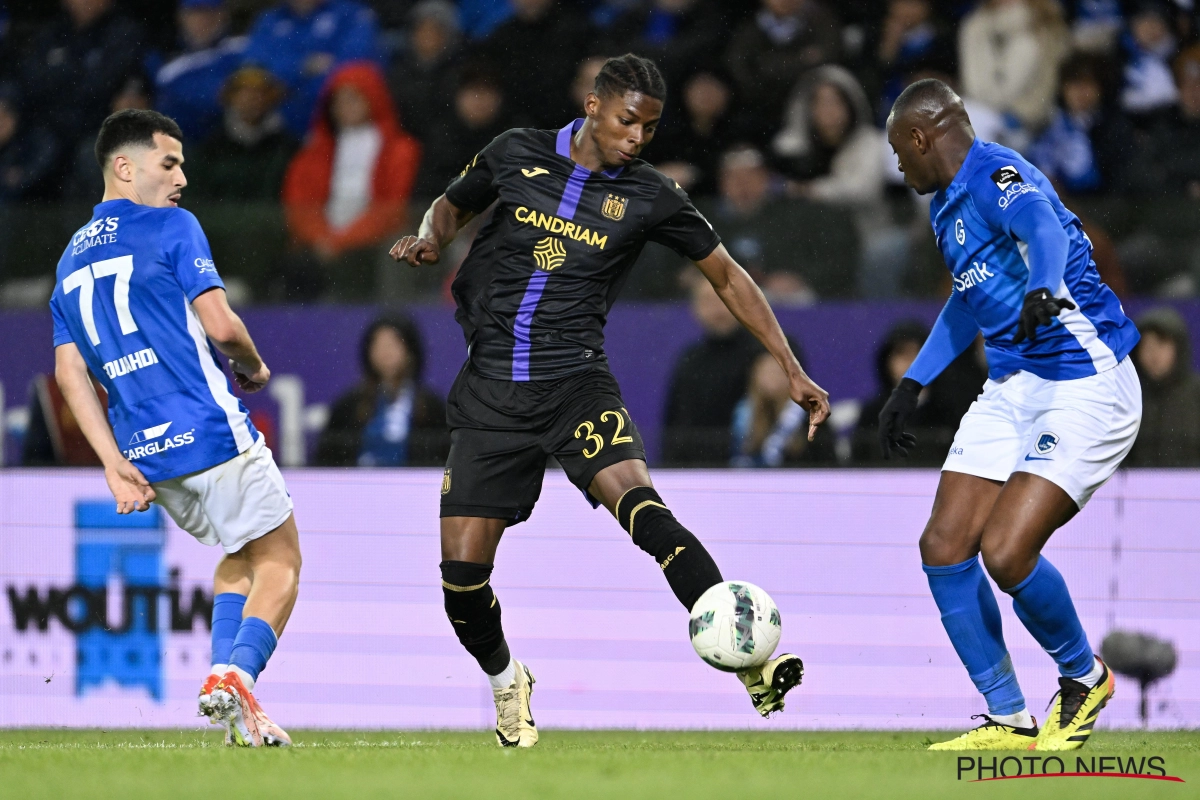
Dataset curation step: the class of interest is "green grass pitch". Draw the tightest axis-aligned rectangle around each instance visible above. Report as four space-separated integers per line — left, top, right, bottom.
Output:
1 729 1196 799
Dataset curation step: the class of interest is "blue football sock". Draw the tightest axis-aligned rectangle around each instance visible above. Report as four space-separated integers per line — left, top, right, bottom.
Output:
229 617 278 682
1006 556 1094 680
924 557 1026 715
211 593 246 668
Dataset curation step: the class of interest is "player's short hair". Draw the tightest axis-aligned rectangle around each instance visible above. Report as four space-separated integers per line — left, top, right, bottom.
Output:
889 77 962 125
594 53 667 102
94 109 184 170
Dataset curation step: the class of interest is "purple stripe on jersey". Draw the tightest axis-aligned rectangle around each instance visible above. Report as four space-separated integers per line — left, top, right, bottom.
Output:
556 164 591 220
512 270 551 381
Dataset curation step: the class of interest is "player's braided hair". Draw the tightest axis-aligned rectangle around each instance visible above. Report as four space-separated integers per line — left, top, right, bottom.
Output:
95 109 184 168
594 53 667 102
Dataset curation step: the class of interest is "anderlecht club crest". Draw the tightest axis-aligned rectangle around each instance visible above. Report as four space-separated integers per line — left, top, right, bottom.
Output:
601 193 627 221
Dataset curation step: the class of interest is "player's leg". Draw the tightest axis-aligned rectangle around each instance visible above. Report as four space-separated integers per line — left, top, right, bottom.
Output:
922 472 1039 749
439 425 546 747
587 459 723 611
985 359 1141 750
922 378 1039 749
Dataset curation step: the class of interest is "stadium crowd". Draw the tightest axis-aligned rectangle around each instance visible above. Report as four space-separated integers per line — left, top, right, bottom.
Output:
1 0 1200 301
3 0 1200 468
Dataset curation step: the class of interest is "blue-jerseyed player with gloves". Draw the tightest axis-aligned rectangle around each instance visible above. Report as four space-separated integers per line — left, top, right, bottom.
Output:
881 80 1141 751
50 110 301 747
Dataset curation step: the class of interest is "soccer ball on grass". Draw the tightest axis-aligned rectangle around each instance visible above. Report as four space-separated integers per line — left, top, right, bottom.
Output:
688 581 781 672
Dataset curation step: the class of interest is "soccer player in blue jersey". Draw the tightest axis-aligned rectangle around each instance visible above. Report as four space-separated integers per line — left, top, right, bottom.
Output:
50 110 302 747
880 80 1141 751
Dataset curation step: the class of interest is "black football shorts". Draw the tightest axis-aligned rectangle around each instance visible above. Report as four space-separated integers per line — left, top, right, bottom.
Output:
439 363 646 525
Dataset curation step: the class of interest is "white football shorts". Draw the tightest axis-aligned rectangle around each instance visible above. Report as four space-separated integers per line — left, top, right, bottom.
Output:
942 356 1141 508
152 435 293 553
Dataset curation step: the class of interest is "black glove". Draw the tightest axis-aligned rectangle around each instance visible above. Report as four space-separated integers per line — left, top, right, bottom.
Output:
879 377 922 460
1012 288 1076 344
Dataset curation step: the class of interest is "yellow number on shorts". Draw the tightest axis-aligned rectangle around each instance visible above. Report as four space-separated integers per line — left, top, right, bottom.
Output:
575 420 604 459
601 409 634 446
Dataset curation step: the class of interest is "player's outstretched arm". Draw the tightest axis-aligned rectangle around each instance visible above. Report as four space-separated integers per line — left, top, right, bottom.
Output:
389 195 476 267
693 244 830 440
55 343 155 513
191 287 270 393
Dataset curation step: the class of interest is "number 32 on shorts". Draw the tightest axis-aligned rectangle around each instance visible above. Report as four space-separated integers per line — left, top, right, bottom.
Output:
574 408 634 459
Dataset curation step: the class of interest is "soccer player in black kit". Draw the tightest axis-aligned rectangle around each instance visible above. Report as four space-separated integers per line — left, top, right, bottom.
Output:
391 55 830 746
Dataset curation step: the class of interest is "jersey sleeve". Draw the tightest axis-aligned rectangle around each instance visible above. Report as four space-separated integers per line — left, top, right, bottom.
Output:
50 293 73 347
969 159 1054 236
162 210 225 302
904 291 979 386
645 177 722 261
444 132 510 213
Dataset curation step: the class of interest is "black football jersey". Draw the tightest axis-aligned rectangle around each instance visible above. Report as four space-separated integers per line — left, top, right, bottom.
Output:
444 119 721 382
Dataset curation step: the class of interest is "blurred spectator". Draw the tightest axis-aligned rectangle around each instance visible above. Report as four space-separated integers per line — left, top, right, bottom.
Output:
775 65 885 207
698 145 858 299
153 0 247 141
481 0 588 129
414 66 507 199
731 349 836 467
1130 44 1200 197
17 0 144 144
1068 0 1125 54
387 0 461 143
570 56 609 115
874 0 957 125
775 66 896 297
725 0 842 142
1126 307 1200 466
242 0 380 136
595 0 725 87
64 76 151 200
1030 53 1134 195
1121 1 1179 119
315 315 448 466
281 62 420 300
662 274 765 466
958 0 1068 131
460 0 515 40
188 67 298 201
0 84 58 202
852 320 986 465
651 69 737 197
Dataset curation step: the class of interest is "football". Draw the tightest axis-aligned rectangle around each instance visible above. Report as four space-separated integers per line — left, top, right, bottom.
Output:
688 581 782 672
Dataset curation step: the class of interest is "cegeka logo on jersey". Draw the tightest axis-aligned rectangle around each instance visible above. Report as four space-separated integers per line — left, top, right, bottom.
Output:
124 421 196 460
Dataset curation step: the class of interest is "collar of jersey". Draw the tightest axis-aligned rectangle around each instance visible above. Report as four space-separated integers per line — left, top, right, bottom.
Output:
93 198 138 215
946 138 984 191
556 118 624 179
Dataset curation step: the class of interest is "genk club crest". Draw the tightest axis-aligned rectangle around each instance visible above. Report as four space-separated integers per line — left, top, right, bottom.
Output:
601 193 628 221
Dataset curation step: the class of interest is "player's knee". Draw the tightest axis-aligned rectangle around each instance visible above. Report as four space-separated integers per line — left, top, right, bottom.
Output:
919 518 976 567
980 538 1035 591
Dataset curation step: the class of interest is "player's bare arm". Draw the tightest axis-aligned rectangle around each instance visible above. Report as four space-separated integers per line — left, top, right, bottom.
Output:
693 244 830 440
192 287 270 392
54 342 155 513
389 194 476 266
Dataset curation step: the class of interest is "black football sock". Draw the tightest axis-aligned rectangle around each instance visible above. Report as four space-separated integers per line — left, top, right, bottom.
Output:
441 560 511 675
615 486 723 611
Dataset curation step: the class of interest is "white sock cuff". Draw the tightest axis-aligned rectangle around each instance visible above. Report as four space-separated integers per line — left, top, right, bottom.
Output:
487 658 516 690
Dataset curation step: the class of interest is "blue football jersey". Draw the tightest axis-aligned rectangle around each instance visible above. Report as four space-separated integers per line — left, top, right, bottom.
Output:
925 139 1138 381
49 199 259 482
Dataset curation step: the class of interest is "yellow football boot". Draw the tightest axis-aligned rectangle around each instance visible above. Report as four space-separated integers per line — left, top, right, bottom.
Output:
928 715 1039 750
493 660 538 748
1034 658 1114 751
738 653 804 717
